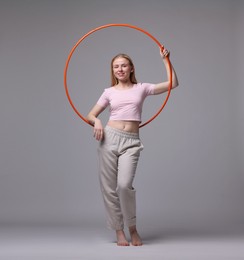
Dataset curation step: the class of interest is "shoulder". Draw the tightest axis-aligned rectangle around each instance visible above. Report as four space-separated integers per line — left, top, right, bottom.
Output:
104 86 114 93
136 82 155 95
134 82 154 87
100 86 114 95
136 82 155 90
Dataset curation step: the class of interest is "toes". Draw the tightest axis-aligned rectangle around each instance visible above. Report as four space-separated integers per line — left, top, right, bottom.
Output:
117 241 130 246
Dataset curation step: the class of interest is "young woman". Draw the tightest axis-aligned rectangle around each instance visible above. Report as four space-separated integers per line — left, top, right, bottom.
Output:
87 47 179 246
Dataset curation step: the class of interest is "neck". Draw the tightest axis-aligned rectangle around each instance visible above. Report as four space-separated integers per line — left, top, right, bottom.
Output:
117 80 133 88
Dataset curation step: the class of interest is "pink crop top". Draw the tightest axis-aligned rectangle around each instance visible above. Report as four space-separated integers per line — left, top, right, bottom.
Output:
96 83 155 122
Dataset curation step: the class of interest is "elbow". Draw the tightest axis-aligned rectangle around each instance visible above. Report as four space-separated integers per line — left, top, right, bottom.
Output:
172 77 179 89
172 81 179 89
172 71 179 89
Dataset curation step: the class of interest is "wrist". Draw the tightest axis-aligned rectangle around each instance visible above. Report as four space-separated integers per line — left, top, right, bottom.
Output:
94 118 102 126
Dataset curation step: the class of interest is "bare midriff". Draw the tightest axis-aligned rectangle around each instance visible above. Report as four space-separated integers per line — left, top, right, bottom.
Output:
107 120 140 133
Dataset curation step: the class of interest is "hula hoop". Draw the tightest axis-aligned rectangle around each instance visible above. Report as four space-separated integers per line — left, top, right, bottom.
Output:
64 23 172 128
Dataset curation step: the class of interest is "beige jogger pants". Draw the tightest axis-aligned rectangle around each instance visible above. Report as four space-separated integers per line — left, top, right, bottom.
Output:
97 126 144 230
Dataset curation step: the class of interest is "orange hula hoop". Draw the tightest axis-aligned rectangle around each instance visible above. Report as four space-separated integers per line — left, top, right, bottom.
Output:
64 23 172 128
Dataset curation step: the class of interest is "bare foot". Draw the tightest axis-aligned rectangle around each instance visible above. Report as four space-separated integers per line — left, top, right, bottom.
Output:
129 226 143 246
116 230 130 246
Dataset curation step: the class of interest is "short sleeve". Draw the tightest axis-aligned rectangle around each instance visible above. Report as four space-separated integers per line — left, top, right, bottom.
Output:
96 89 110 108
141 83 155 95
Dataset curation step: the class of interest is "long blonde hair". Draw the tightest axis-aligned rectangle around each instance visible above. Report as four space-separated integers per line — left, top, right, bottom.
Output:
110 54 137 86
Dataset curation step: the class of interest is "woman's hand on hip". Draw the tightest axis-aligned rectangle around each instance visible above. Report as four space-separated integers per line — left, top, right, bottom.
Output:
93 118 104 141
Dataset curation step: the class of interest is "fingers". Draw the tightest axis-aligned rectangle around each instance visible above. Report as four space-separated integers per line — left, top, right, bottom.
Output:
160 46 170 59
163 49 170 57
93 128 104 141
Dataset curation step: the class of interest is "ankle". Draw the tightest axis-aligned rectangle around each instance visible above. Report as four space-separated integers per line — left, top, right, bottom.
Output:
129 225 137 234
116 229 125 235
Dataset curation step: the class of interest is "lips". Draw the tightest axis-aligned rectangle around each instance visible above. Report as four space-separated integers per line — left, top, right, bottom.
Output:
117 74 125 77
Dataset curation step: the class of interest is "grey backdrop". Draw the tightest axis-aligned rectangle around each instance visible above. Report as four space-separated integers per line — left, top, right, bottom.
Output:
0 0 243 234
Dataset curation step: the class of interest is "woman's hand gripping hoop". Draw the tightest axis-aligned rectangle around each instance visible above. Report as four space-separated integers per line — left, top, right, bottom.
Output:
64 23 173 128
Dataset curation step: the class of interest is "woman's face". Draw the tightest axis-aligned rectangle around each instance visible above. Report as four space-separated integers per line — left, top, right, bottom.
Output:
112 57 133 83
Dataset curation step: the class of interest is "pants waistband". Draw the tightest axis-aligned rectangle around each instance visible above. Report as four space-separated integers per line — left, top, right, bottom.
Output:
105 126 140 139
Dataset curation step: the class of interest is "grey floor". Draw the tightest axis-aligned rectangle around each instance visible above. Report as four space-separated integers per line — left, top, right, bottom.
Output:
0 225 244 260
